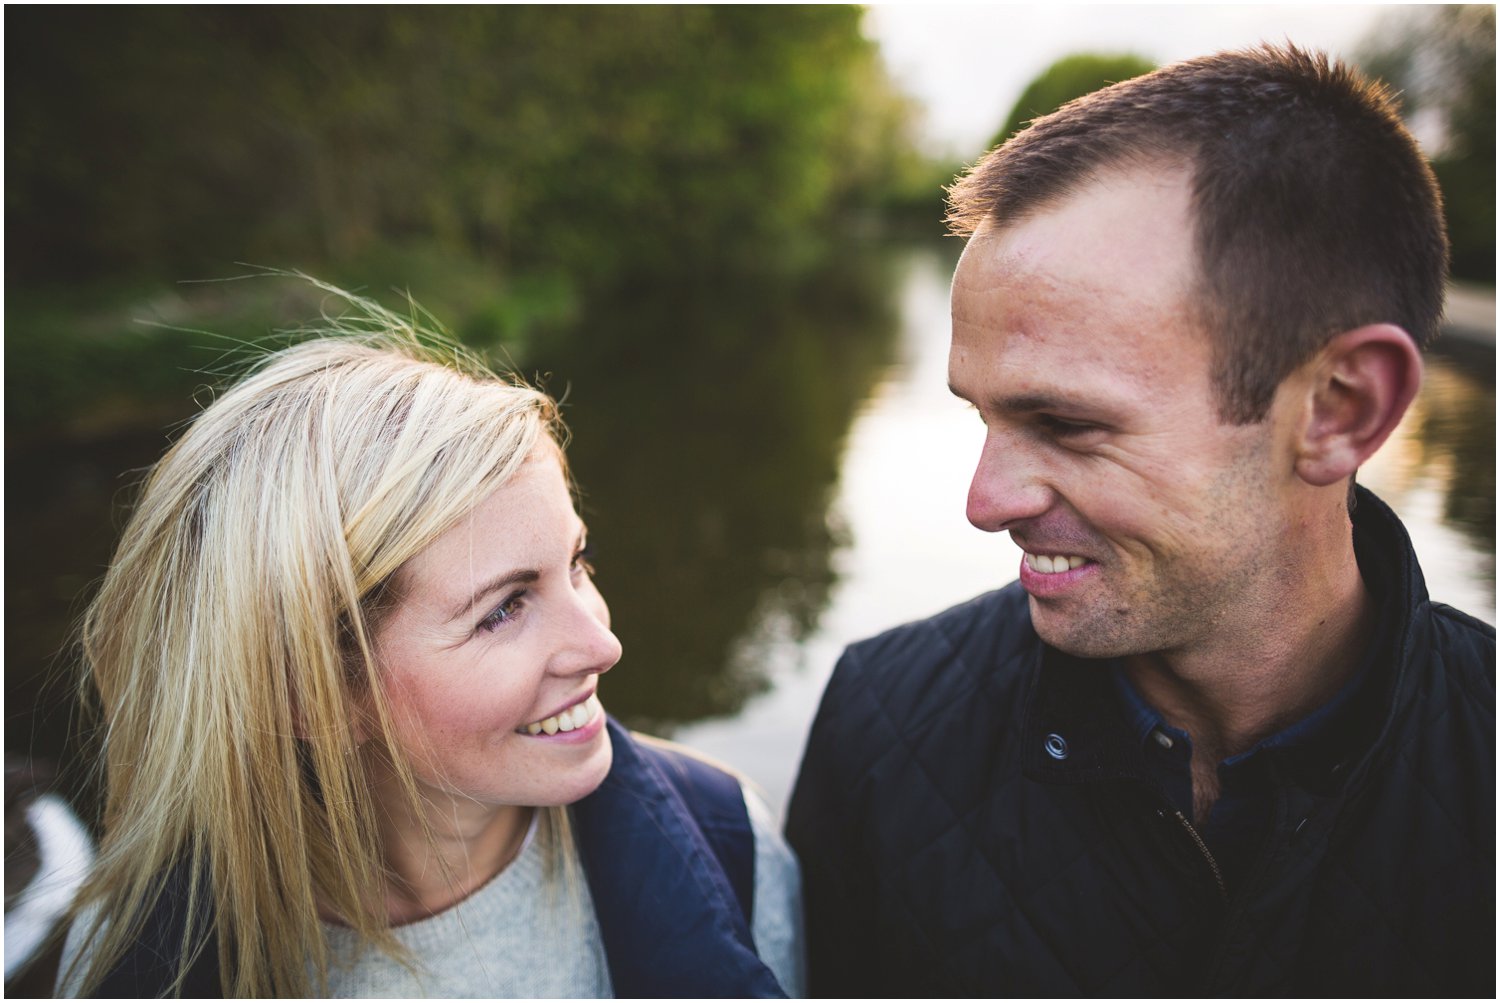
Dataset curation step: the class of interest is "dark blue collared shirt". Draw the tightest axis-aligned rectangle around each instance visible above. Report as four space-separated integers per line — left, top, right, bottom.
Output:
1109 557 1396 891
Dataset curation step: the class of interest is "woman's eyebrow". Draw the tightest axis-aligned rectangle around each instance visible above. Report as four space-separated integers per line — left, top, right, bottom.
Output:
446 569 540 623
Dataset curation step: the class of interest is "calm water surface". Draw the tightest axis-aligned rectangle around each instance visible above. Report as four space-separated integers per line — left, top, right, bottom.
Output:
7 245 1494 820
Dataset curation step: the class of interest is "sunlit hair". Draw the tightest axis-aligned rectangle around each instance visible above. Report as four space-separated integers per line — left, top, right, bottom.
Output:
947 43 1448 424
67 286 569 997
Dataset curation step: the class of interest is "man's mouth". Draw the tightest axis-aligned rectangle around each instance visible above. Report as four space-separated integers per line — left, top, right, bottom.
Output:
518 693 603 736
1024 552 1089 574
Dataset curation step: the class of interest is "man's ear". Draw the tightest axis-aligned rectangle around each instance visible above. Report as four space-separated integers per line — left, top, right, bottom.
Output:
1294 323 1423 487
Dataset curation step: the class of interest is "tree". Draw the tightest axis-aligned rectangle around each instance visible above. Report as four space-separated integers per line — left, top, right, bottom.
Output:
5 8 918 291
1358 5 1495 283
989 53 1155 149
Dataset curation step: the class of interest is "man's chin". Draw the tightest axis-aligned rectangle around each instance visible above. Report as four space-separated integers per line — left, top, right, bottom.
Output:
1028 598 1134 660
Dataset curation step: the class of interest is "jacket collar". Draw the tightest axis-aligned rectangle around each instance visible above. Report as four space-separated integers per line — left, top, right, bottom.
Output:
1342 486 1433 794
572 718 785 998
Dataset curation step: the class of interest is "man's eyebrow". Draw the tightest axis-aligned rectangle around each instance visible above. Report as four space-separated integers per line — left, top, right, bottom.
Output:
993 392 1086 413
947 384 1088 414
446 569 540 623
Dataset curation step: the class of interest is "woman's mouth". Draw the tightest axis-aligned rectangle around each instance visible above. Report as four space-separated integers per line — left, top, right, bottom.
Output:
518 693 603 736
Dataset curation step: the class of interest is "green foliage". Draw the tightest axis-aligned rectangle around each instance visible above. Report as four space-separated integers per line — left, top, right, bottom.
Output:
989 53 1156 150
7 7 916 292
6 7 926 438
1358 5 1495 283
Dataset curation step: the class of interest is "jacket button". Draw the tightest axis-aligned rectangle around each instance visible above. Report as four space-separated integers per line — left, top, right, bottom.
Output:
1044 733 1069 760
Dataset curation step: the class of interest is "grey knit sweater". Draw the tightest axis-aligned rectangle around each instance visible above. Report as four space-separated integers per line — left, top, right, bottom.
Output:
317 783 803 998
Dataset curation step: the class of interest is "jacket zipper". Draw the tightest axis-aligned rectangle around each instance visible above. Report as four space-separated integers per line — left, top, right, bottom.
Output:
1169 809 1228 901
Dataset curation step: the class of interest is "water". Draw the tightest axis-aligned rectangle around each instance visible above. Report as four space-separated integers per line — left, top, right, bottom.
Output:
6 244 1494 822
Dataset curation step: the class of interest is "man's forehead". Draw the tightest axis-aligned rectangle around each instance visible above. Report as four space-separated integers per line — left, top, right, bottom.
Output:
955 166 1198 310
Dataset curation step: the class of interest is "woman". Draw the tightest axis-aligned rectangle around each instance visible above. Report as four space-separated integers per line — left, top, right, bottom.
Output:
59 289 802 997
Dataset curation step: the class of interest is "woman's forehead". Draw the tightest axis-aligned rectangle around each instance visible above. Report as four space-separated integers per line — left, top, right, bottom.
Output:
392 450 581 611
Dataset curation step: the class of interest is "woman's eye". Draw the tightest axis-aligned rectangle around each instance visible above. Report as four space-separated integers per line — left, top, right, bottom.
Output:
477 591 526 633
571 544 595 577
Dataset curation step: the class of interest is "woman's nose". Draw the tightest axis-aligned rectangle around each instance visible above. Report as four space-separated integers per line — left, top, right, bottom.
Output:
554 588 623 678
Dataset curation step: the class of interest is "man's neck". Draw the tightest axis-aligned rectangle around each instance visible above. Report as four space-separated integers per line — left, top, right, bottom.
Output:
1123 539 1375 824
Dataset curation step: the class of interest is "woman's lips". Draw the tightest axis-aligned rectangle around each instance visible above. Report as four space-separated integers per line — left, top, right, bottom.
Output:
517 692 602 736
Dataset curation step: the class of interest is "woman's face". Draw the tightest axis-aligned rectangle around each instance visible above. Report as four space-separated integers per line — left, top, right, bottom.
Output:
369 446 621 810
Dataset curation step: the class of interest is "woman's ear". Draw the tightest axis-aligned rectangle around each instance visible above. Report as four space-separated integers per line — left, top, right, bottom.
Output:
1294 323 1423 487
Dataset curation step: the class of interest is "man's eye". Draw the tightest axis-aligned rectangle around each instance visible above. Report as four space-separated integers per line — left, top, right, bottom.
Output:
478 592 526 633
1038 414 1097 436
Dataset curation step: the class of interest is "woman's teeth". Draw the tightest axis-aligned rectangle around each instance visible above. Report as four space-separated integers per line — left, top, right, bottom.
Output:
1025 553 1087 574
521 693 602 736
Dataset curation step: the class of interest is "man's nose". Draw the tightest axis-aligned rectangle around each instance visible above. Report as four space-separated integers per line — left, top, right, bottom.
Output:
966 429 1051 532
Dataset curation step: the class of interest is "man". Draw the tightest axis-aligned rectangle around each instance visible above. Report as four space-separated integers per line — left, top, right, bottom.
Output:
786 45 1493 997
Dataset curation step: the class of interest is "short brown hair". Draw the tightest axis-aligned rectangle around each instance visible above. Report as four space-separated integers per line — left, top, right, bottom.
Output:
947 44 1449 423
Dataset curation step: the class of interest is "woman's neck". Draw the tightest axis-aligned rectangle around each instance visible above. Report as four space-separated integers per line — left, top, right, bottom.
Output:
364 756 536 925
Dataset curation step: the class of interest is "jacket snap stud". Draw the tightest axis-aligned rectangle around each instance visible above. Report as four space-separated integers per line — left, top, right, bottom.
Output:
1044 733 1069 760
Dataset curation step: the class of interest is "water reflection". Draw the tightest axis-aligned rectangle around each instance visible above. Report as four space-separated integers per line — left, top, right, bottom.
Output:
1360 351 1496 613
1409 358 1495 556
532 247 904 732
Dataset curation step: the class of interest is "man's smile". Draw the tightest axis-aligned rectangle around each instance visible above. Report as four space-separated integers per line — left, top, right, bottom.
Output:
1023 552 1089 574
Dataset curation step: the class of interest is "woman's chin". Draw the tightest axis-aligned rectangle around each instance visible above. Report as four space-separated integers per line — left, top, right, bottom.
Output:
536 726 614 807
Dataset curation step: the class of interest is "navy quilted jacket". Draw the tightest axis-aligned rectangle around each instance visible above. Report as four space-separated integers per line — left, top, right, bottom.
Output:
787 488 1494 996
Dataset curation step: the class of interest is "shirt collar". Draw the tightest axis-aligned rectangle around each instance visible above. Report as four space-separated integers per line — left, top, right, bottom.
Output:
1106 512 1400 777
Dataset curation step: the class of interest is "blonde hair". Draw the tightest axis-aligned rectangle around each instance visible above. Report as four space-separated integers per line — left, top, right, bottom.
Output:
68 289 568 997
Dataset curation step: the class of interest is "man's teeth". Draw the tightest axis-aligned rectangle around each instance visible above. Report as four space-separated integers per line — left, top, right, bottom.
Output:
522 693 603 736
1025 553 1087 574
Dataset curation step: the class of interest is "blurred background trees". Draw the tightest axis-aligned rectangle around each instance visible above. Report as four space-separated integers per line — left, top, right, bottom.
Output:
6 7 926 439
979 23 1494 288
988 52 1156 148
1357 4 1495 285
8 7 917 291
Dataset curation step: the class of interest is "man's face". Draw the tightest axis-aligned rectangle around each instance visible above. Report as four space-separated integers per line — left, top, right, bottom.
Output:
948 165 1301 661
